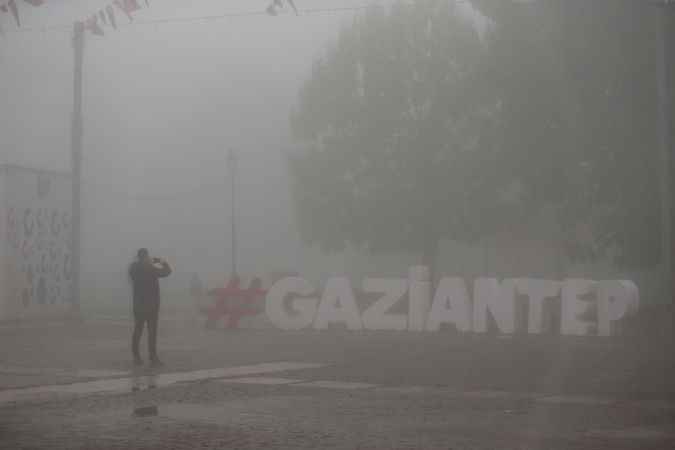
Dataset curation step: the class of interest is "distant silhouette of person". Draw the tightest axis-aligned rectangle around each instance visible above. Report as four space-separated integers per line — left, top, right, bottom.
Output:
129 248 172 367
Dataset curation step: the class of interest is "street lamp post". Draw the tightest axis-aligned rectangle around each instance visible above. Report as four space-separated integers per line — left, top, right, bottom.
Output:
657 3 675 310
70 21 85 315
227 148 237 277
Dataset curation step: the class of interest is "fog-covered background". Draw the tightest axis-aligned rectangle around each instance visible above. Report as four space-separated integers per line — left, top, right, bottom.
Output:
1 1 380 290
1 0 668 314
1 0 482 280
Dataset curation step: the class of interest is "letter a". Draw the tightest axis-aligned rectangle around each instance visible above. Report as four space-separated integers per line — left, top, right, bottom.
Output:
314 277 363 330
426 277 472 332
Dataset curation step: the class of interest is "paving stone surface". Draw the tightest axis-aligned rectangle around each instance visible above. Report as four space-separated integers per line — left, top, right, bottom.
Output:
1 319 674 449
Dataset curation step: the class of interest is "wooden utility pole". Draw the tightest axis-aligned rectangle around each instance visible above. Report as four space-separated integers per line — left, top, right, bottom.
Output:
71 21 84 313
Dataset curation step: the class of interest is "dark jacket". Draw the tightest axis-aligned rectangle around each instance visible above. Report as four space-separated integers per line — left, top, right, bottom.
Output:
129 260 172 313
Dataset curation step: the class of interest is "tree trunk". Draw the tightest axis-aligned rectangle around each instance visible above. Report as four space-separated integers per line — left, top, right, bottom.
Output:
422 236 439 287
482 238 490 277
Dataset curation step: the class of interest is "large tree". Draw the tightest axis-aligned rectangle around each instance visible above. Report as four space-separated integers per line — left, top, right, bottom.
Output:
290 0 495 268
470 0 662 267
291 0 663 275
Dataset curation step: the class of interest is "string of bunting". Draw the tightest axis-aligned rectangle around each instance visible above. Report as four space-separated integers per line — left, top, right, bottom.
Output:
0 0 304 37
0 0 152 36
265 0 298 16
81 0 151 36
0 1 387 37
0 0 43 33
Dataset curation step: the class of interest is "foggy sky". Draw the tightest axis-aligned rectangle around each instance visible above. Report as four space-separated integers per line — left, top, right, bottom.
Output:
1 0 484 288
1 1 367 279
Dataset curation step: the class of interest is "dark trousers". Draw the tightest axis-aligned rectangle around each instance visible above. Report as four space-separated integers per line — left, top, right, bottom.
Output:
132 304 159 360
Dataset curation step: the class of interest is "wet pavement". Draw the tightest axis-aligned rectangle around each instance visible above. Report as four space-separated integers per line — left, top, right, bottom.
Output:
2 379 674 450
0 362 324 405
1 320 674 449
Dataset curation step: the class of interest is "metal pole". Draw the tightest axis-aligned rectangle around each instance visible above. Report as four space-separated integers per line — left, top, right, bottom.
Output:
71 21 84 314
228 149 237 276
657 4 674 307
667 4 675 317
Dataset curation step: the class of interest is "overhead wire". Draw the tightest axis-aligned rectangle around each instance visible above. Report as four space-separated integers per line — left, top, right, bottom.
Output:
0 1 398 35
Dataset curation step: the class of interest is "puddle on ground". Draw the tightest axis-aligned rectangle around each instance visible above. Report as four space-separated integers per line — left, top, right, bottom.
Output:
162 403 237 425
133 405 159 417
0 365 128 378
161 396 314 426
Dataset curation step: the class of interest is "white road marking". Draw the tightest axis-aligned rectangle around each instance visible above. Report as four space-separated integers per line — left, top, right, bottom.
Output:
218 377 377 390
295 380 376 390
537 395 612 406
585 427 673 439
218 377 303 385
3 362 674 416
0 366 129 378
459 390 522 400
374 386 428 395
217 377 378 390
0 362 325 405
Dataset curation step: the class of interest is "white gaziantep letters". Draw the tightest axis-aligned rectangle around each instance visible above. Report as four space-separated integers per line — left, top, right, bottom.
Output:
408 266 432 331
265 276 318 330
313 277 363 330
425 277 472 332
561 279 597 336
263 268 640 336
472 278 518 334
596 280 639 337
361 278 408 331
516 279 561 334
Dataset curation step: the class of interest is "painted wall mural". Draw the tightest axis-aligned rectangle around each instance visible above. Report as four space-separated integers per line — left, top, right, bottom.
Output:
1 166 73 319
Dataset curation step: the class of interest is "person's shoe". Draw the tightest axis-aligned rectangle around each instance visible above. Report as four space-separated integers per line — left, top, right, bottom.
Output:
149 358 164 368
133 357 144 367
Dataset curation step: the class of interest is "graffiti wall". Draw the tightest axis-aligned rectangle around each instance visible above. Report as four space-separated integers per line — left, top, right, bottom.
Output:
0 165 73 320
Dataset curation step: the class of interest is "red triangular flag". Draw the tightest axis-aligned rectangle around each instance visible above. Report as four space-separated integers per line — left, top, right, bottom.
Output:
114 0 140 22
106 5 117 29
8 0 19 27
84 14 104 36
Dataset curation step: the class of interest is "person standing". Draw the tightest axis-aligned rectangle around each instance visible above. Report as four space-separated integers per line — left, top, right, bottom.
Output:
129 248 172 367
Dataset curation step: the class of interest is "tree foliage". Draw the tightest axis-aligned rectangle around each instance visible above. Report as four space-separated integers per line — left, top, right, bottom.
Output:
471 0 661 267
291 0 663 269
290 0 494 259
